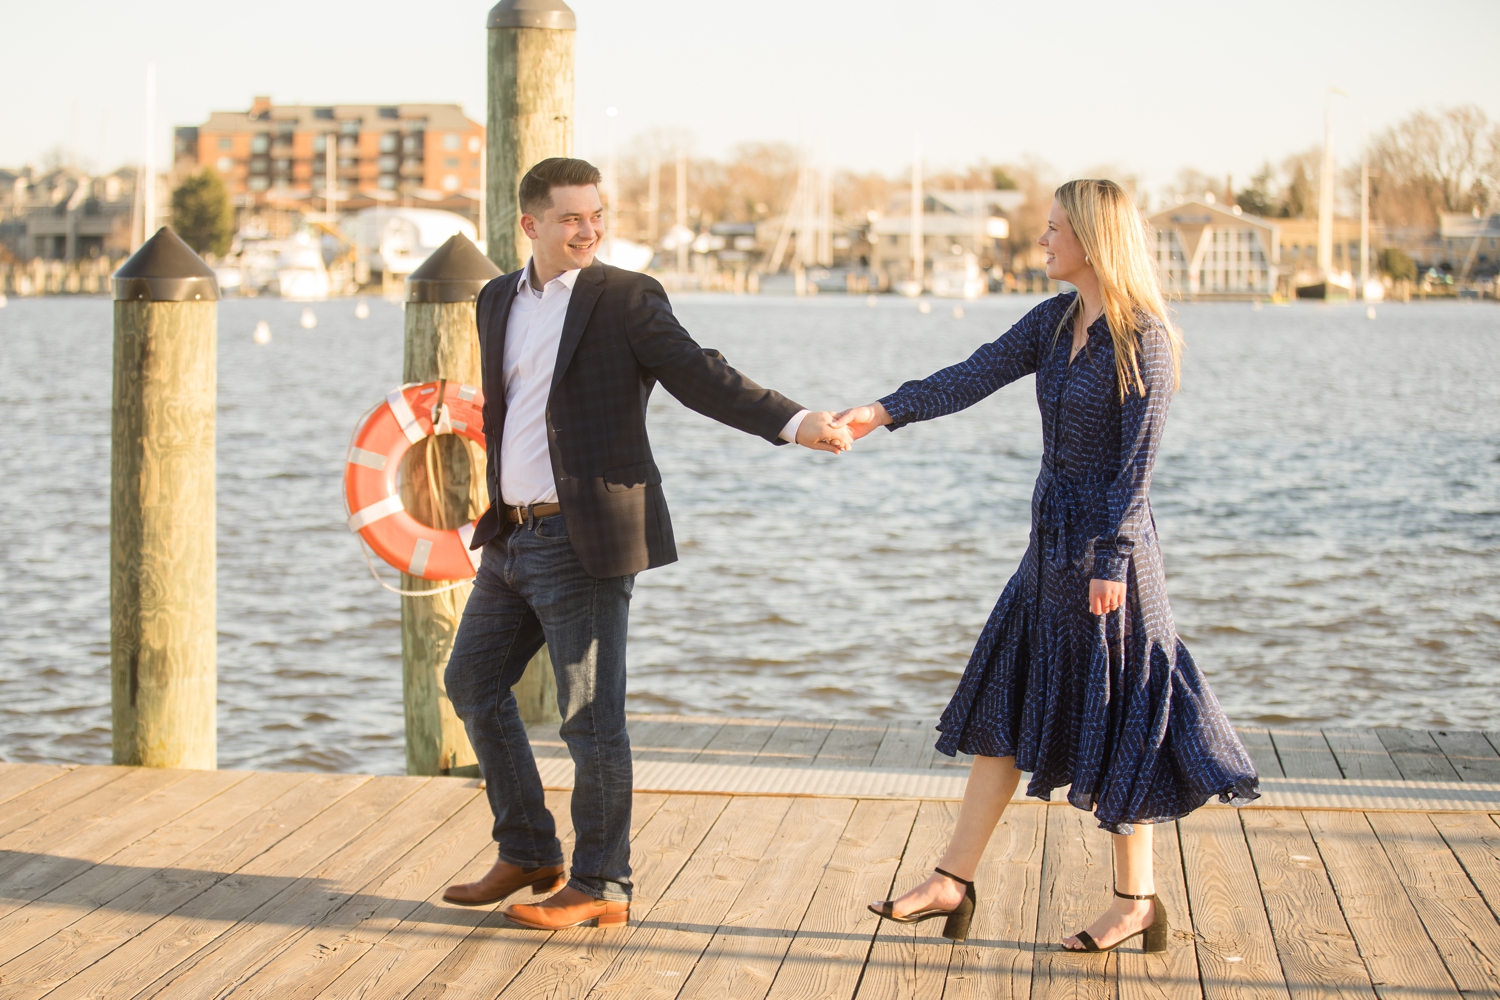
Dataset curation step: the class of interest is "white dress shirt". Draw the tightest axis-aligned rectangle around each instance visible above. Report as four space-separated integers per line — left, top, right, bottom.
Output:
499 260 808 508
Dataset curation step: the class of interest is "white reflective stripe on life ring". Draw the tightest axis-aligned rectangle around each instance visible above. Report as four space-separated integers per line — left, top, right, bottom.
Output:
386 389 426 445
457 522 483 569
407 538 433 576
457 384 478 401
348 494 405 531
348 446 387 471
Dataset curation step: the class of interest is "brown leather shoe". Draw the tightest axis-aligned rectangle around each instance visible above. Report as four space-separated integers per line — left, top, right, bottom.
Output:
503 886 630 929
442 858 566 906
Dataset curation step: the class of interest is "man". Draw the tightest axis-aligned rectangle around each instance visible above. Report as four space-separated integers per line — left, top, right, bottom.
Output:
441 157 851 929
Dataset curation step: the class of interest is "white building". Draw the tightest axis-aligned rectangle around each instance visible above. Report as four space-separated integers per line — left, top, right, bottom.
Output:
1149 199 1279 298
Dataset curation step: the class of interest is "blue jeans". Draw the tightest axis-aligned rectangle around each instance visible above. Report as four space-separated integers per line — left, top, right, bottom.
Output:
444 515 635 902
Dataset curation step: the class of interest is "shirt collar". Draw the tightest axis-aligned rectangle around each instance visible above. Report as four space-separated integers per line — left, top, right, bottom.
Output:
518 260 583 298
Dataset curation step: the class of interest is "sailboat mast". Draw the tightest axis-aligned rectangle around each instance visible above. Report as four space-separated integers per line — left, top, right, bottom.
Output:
911 137 923 290
1317 99 1334 278
1359 159 1369 292
143 63 157 244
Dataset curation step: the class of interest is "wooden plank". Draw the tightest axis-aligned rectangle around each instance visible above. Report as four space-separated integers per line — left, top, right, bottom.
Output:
0 766 189 867
1430 731 1500 783
582 796 798 999
944 803 1047 1000
756 719 835 767
433 793 728 1000
1177 807 1288 1000
0 768 247 923
1117 819 1203 1000
0 773 307 977
1267 730 1342 780
0 773 364 1000
1029 804 1113 1000
631 717 725 762
1321 730 1402 781
1304 810 1462 1000
1430 813 1500 940
130 778 476 999
315 788 579 1000
872 719 936 770
221 790 495 999
1375 729 1461 782
858 799 959 1000
1237 728 1285 779
813 719 889 769
0 764 73 808
486 797 738 1000
37 774 416 1000
1367 811 1500 998
763 798 920 1000
1241 810 1377 999
693 718 779 766
0 765 135 839
676 797 856 999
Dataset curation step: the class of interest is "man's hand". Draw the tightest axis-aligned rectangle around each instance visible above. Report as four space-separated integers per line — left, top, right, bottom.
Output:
796 411 854 454
1089 579 1126 616
830 402 893 440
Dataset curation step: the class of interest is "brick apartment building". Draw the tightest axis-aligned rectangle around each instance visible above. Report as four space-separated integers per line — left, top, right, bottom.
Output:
173 96 482 211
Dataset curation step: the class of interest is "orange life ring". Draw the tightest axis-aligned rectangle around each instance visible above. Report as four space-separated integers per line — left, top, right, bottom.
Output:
344 380 487 581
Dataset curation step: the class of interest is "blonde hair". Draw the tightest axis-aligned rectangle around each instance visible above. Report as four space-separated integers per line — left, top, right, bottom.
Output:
1054 179 1182 398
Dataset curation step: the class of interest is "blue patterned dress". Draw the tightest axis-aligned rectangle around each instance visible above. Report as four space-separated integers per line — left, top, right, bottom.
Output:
880 293 1259 833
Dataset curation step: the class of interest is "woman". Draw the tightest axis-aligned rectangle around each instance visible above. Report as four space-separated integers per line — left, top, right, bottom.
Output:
834 179 1258 953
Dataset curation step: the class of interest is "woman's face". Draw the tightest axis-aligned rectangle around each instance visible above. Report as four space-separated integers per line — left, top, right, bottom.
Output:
1038 199 1089 282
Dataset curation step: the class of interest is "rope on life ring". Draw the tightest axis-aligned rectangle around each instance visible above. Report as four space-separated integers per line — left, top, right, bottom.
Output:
343 380 488 595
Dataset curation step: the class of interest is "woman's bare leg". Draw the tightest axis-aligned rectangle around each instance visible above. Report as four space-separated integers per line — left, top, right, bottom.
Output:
1061 823 1156 950
875 755 1022 917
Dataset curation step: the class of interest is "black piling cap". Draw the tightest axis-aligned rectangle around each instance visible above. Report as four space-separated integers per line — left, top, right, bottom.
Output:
488 0 575 30
406 234 503 303
113 227 219 302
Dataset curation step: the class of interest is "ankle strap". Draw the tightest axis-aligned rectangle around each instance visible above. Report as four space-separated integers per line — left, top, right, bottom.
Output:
934 867 973 886
1114 887 1156 900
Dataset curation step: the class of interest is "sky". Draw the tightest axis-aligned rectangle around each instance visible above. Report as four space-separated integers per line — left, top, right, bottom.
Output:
5 0 1497 196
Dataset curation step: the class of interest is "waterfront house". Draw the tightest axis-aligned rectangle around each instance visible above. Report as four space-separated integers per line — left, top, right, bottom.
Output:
1148 199 1278 298
869 189 1024 292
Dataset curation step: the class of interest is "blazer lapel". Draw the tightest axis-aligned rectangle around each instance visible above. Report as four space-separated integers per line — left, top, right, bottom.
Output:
483 269 524 362
551 261 606 393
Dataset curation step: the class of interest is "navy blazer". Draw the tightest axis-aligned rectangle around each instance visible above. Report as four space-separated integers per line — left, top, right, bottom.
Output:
470 261 803 578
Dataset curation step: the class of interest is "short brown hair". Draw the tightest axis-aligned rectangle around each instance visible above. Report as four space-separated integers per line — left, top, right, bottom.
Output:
518 157 602 215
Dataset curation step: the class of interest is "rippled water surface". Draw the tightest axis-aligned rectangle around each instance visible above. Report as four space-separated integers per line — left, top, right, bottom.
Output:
2 294 1497 772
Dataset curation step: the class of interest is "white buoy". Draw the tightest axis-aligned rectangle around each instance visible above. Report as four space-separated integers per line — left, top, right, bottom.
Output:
952 305 964 319
866 294 878 307
0 292 8 308
1366 306 1377 320
354 299 370 319
1251 299 1263 312
917 300 932 314
252 320 272 345
299 307 317 329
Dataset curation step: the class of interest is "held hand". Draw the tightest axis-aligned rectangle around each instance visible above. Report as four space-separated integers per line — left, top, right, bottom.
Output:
830 402 892 440
1089 579 1126 616
796 411 854 454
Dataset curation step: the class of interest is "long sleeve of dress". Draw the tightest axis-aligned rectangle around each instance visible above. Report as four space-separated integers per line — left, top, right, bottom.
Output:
878 297 1058 428
1091 326 1173 583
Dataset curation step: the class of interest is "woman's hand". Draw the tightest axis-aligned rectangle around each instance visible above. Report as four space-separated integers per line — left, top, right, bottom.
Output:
830 403 892 440
1089 579 1126 616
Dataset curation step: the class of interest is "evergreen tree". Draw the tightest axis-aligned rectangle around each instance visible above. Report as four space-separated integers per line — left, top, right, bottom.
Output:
171 168 234 257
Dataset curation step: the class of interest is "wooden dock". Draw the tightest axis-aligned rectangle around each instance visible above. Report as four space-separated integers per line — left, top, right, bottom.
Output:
2 716 1499 999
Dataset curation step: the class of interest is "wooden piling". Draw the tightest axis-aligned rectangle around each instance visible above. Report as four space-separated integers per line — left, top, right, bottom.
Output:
485 0 576 273
400 235 556 778
109 227 218 769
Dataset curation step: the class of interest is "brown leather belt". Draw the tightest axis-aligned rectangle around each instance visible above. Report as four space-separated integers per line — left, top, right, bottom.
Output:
504 502 562 524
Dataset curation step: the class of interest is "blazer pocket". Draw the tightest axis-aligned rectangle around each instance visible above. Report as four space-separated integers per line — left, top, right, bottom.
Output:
604 461 662 492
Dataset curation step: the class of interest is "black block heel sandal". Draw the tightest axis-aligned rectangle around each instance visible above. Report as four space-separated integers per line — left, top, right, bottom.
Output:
1067 888 1169 953
868 867 977 942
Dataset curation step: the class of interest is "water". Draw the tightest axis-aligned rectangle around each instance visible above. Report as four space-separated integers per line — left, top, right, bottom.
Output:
1 294 1497 773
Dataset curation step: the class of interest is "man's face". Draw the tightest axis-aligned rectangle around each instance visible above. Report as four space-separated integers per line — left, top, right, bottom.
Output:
520 184 603 271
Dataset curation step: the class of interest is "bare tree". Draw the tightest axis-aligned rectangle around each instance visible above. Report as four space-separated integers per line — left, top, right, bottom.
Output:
1367 105 1496 226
